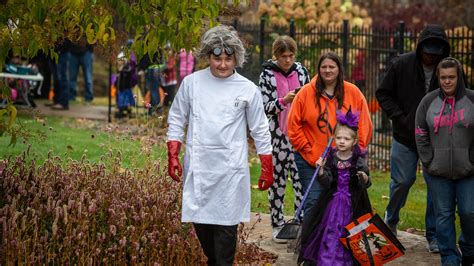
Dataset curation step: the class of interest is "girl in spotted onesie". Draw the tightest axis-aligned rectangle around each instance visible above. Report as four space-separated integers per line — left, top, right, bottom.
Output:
258 35 310 243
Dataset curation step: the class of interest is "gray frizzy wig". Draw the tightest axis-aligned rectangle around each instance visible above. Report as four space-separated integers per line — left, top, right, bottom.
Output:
197 25 246 68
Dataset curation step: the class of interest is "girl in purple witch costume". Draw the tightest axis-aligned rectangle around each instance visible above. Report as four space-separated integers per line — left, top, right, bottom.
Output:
298 109 373 265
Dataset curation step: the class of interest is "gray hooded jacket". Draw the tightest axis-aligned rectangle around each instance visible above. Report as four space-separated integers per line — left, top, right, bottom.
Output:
415 67 474 180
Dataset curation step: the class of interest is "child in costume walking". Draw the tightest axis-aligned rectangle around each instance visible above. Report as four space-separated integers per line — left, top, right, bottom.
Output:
115 53 138 118
298 109 372 265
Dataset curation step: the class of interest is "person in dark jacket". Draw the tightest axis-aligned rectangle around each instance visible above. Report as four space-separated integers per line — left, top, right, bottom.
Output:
415 57 474 266
376 24 450 253
115 52 138 118
138 52 166 115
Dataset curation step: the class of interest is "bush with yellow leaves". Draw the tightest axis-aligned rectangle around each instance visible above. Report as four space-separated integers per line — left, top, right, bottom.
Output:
255 0 372 30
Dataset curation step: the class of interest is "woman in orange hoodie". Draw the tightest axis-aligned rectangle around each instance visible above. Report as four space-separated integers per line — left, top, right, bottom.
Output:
288 51 372 216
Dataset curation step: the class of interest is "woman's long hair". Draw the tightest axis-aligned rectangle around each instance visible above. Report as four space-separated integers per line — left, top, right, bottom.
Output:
315 52 345 111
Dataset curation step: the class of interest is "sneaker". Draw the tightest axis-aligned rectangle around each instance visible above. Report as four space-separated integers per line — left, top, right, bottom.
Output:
427 239 440 253
384 217 397 237
50 103 69 110
387 224 397 237
272 226 288 244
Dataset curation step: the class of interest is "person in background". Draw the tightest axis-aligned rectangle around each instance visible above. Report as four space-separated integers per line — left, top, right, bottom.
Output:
115 52 138 118
179 48 195 84
30 51 52 99
415 57 474 266
166 25 273 265
376 24 450 253
288 51 372 217
49 39 71 110
258 35 310 243
351 50 365 93
138 52 166 115
162 46 178 106
68 40 94 103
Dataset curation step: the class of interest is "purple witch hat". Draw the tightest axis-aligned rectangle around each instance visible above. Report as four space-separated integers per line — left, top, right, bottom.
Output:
336 106 360 131
334 106 367 158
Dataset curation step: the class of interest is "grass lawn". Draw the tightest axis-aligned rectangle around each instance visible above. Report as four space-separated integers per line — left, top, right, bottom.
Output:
0 114 167 168
1 113 451 235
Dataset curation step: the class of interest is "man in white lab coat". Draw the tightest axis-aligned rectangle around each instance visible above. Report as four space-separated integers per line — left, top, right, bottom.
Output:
166 25 274 265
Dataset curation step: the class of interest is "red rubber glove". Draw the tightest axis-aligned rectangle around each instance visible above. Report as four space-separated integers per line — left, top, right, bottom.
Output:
167 141 182 182
258 154 274 191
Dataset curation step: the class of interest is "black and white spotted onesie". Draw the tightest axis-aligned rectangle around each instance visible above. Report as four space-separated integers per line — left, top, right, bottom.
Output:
258 60 310 227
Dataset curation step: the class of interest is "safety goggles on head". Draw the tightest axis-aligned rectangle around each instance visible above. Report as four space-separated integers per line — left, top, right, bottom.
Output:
211 46 234 57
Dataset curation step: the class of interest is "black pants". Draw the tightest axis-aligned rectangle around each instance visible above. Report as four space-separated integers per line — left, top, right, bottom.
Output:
193 223 238 266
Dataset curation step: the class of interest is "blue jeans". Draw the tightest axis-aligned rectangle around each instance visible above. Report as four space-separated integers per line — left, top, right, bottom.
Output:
69 51 93 101
145 68 161 107
294 152 324 218
56 52 70 107
116 88 135 110
385 139 436 242
424 173 474 265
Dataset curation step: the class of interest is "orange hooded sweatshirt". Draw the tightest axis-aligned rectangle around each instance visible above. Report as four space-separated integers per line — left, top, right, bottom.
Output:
288 76 373 166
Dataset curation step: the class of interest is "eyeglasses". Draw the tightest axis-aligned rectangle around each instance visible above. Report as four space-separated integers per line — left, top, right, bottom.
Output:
211 46 234 57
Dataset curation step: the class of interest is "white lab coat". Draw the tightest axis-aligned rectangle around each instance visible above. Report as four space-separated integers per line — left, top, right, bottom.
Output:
167 68 272 225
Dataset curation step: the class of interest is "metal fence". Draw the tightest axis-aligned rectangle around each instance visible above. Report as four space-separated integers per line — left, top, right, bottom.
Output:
232 19 474 171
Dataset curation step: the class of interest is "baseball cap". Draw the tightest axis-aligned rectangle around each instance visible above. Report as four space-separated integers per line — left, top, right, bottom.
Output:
422 40 444 55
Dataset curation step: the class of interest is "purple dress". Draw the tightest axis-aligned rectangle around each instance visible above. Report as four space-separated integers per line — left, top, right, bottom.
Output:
302 158 354 265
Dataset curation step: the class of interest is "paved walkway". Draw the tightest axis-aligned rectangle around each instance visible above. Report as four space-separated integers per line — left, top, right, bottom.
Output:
245 213 441 265
30 99 109 121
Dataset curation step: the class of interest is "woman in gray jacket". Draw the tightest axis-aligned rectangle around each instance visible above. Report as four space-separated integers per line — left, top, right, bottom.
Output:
415 57 474 266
